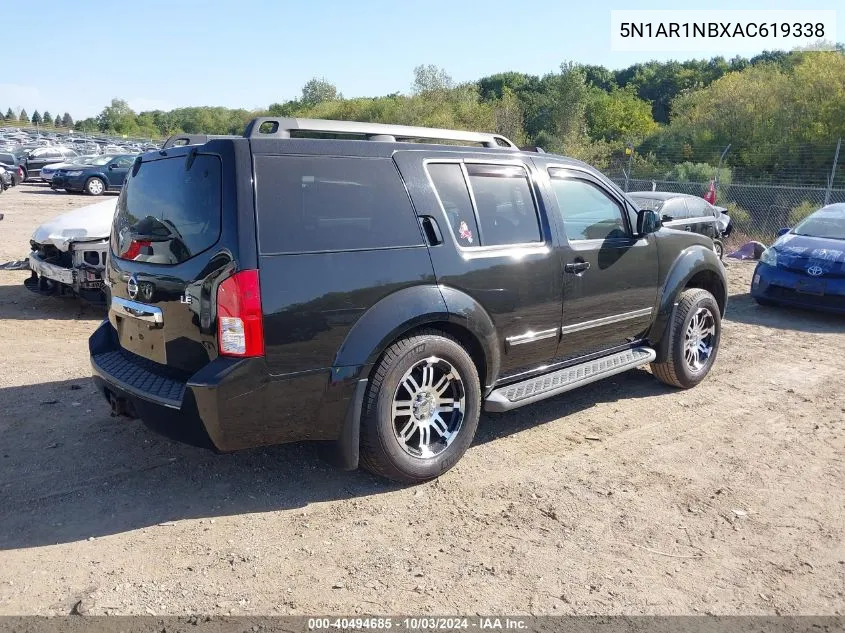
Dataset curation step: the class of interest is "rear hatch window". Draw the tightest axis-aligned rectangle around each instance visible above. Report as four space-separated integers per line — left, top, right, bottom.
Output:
112 154 222 265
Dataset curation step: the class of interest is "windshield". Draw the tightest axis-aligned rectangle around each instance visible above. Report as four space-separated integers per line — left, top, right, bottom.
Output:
793 209 845 240
629 197 665 212
88 155 116 166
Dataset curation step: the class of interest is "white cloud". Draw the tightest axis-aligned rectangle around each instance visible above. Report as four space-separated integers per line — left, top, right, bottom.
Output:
0 84 44 114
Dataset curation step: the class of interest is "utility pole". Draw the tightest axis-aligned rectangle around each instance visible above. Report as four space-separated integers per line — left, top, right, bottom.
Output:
824 138 841 207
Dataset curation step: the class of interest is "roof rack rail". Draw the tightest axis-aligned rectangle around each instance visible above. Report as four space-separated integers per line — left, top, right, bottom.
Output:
519 145 546 153
161 133 237 149
243 117 517 149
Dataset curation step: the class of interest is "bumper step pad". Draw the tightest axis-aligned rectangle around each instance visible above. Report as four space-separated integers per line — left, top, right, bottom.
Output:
92 349 186 409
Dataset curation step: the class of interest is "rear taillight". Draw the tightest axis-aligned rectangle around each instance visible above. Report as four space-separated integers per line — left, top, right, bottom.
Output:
217 269 264 357
17 167 23 179
123 239 151 260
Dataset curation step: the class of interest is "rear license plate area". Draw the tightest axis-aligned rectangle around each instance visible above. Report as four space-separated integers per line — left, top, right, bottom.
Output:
795 279 825 295
116 316 167 364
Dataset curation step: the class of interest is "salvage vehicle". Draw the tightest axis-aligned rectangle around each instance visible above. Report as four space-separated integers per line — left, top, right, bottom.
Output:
628 191 726 258
51 154 136 195
90 117 727 483
0 153 24 186
0 165 11 190
751 203 845 314
26 198 116 304
19 146 78 180
40 155 99 183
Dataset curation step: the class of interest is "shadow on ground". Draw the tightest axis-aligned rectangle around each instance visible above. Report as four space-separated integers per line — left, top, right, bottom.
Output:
0 275 105 321
0 366 669 550
725 290 844 333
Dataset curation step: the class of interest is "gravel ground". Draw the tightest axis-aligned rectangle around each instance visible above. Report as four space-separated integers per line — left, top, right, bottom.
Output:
0 183 843 616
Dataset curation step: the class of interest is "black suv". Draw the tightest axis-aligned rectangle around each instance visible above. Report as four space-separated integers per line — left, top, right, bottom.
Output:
90 117 727 483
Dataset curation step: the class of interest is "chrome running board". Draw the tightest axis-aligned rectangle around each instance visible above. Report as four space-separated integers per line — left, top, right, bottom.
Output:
484 347 656 412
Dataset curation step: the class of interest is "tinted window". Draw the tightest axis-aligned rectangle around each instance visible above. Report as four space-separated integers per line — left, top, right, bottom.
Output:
0 153 15 164
255 156 422 254
112 154 222 265
113 155 135 168
427 162 479 247
466 164 541 246
549 172 629 241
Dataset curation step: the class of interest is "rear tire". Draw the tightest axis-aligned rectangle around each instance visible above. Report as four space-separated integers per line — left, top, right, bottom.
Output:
651 288 721 389
713 239 724 259
360 330 481 484
85 177 105 196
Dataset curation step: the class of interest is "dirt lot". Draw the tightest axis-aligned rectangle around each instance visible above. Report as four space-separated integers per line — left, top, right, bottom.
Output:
0 183 843 617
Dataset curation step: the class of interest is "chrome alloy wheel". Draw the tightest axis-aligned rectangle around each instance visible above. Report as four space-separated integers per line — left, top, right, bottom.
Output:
391 356 466 459
684 307 716 371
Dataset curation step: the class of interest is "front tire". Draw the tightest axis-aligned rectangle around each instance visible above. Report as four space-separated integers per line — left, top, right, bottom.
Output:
651 288 721 389
85 177 105 196
360 330 481 484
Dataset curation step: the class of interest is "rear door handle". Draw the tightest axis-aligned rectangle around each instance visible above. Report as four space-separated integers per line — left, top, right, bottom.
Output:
684 226 692 231
564 261 591 274
418 215 443 246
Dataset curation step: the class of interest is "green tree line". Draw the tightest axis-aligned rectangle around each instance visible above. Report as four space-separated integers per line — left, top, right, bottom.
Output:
6 47 844 183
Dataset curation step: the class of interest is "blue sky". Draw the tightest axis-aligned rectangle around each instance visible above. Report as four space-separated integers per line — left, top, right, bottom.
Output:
1 0 841 119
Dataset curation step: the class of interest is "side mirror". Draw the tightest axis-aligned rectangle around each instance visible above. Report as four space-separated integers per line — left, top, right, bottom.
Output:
777 227 790 237
637 209 661 236
108 163 116 170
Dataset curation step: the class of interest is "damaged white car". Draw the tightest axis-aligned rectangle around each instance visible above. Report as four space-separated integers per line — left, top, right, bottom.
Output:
25 198 117 305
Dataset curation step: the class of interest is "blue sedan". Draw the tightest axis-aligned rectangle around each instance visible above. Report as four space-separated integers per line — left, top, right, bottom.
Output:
751 203 845 314
51 154 137 196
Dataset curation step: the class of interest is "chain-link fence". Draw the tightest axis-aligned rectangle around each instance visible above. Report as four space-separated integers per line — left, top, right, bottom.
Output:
611 177 845 248
606 138 844 249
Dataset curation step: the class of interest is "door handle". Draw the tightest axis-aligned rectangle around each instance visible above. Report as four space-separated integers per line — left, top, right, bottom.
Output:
418 215 443 246
684 226 692 231
564 261 591 274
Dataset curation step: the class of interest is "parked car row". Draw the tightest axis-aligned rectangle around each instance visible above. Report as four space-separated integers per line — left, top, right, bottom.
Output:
1 126 159 156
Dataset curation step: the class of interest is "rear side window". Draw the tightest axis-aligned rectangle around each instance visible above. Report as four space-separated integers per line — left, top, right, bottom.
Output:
112 154 222 265
427 162 541 248
465 164 541 246
426 163 479 247
255 156 422 254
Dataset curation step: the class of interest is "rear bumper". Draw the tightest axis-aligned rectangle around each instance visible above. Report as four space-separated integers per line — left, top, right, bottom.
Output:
751 262 845 314
88 321 364 455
